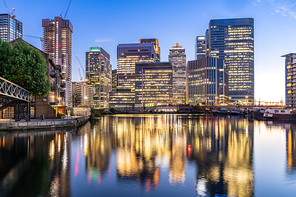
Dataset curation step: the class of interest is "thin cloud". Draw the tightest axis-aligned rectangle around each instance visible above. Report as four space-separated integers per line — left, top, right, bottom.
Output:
94 38 114 43
255 0 296 18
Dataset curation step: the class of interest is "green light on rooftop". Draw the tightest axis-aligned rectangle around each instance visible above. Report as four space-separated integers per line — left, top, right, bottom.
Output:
90 47 100 52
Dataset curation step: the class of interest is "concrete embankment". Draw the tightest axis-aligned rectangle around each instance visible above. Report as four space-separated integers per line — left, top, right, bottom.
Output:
0 116 90 131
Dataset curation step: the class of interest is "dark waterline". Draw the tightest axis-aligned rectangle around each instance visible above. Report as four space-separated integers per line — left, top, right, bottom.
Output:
0 114 295 196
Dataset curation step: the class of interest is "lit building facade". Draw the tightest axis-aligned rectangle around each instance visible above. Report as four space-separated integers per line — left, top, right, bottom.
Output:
195 36 206 60
109 89 135 109
0 14 22 42
187 57 219 105
117 43 156 91
169 43 186 104
42 17 73 107
112 69 118 92
72 82 93 107
138 38 160 62
86 47 112 108
282 53 296 108
209 18 254 104
135 62 173 107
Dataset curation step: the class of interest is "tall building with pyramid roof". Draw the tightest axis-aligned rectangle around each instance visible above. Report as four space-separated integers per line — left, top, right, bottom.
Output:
169 43 186 104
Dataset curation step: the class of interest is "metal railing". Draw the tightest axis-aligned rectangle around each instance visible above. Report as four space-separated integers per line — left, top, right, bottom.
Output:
0 77 31 102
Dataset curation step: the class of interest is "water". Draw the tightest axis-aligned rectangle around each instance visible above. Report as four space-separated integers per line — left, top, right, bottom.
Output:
0 114 296 197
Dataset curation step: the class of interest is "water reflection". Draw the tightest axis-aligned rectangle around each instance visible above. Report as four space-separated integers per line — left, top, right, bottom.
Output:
0 130 72 197
0 115 296 196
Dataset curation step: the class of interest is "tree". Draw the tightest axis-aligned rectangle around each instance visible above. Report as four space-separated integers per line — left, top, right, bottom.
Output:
0 37 11 78
4 39 51 96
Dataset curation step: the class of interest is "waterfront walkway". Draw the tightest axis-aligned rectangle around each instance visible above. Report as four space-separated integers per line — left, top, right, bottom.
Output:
0 116 90 131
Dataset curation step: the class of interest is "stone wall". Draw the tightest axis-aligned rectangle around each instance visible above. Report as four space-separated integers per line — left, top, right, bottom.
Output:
35 97 56 119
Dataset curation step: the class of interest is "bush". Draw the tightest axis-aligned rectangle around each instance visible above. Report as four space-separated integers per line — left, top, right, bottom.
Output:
91 108 101 117
57 113 65 118
109 108 116 114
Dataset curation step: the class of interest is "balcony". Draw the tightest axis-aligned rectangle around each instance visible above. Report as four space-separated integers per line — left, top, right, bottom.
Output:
50 70 56 78
60 82 66 88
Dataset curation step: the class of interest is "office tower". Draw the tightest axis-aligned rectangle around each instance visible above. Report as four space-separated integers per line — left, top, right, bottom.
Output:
86 46 112 108
187 57 219 105
135 62 173 107
209 18 254 104
218 60 229 104
0 14 22 42
195 36 206 60
139 38 160 62
282 53 296 108
169 43 186 104
42 17 73 107
117 43 156 91
109 89 135 109
72 82 93 107
112 69 118 92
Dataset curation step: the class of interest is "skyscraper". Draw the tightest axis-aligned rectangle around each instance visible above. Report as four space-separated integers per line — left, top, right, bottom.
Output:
138 38 160 62
0 14 22 42
195 36 206 60
209 18 254 104
42 17 73 107
117 43 156 91
169 43 186 104
187 57 219 105
86 47 112 108
135 62 173 107
112 69 118 92
282 53 296 108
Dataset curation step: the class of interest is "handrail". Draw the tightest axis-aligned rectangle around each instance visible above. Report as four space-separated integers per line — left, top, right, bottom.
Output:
0 77 31 102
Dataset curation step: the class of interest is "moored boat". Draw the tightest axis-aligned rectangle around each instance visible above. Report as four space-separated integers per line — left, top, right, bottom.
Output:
262 108 296 120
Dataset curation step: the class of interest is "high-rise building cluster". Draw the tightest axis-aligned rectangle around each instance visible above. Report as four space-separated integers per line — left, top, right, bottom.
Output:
0 14 257 112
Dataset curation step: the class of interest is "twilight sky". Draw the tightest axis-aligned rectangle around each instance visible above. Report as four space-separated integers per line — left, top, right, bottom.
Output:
2 0 296 102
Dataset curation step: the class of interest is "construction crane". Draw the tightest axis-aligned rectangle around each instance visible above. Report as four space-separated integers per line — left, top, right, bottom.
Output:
23 35 44 50
3 0 15 16
76 55 85 82
60 0 72 19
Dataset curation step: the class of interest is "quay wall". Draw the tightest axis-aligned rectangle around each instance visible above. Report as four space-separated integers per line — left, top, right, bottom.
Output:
0 116 90 131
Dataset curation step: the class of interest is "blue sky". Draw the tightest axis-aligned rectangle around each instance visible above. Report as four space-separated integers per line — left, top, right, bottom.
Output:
2 0 296 102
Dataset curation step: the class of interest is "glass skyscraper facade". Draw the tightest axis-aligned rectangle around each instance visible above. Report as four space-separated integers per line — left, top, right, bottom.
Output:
187 57 219 105
42 17 73 107
282 53 296 108
195 36 206 60
117 43 156 91
86 47 112 108
169 43 186 104
0 14 22 42
209 18 254 104
138 38 160 62
135 62 173 107
112 69 118 92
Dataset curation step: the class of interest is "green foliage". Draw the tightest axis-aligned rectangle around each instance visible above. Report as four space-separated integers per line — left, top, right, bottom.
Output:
57 112 65 118
0 38 10 78
91 108 101 117
0 38 51 96
109 108 116 114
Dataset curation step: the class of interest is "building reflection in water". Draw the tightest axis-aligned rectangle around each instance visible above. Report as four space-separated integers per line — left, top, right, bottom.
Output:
286 125 296 176
0 130 72 197
111 114 188 190
188 116 254 197
85 118 112 183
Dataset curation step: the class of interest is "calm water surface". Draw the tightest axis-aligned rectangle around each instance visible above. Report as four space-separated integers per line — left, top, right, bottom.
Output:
0 114 296 197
